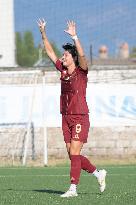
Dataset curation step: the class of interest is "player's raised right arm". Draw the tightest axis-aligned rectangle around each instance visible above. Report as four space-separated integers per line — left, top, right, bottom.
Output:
37 18 58 64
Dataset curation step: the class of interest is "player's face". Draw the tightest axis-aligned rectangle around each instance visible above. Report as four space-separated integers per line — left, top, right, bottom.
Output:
62 51 75 67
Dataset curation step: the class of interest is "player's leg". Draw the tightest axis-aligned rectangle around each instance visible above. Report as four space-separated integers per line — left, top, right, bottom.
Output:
61 140 83 198
63 142 107 196
61 115 80 197
66 145 107 193
70 140 83 184
66 143 70 158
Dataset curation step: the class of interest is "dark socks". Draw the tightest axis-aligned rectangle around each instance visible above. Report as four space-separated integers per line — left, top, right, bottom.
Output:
80 155 96 173
70 155 81 185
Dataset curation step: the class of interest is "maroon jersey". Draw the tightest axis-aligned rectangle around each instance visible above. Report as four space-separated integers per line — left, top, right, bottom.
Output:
55 59 89 114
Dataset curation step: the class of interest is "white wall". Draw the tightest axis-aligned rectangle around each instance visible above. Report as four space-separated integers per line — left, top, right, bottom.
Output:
0 83 135 127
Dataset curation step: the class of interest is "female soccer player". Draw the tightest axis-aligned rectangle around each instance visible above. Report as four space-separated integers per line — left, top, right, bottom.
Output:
37 19 107 198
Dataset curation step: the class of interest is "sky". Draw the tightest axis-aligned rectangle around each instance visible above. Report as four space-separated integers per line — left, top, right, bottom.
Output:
14 0 136 58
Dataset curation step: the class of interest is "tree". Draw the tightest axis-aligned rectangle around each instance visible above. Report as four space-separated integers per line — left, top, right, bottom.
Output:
130 47 136 58
15 31 38 67
16 32 24 66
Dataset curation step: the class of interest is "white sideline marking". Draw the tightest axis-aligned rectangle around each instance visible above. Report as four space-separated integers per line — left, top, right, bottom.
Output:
0 165 136 170
0 173 136 178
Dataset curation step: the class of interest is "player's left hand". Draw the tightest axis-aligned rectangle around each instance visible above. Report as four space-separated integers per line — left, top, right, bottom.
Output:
64 20 76 37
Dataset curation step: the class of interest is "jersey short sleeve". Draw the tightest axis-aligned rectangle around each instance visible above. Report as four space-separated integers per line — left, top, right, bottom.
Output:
55 59 64 72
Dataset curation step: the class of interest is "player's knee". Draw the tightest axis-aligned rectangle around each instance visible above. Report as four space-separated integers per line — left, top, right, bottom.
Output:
70 148 80 156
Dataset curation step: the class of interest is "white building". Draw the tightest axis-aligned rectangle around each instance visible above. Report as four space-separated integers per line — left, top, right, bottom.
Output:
0 0 16 67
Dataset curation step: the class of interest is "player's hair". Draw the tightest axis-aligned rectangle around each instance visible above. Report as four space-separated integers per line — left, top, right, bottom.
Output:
62 43 79 66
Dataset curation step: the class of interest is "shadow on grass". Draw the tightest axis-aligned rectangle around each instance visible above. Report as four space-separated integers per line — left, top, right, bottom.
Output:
1 188 101 196
0 188 63 195
33 189 64 195
33 189 101 196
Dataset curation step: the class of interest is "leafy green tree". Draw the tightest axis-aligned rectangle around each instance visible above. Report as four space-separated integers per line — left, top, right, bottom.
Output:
130 47 136 58
16 32 24 66
23 31 38 66
15 31 38 67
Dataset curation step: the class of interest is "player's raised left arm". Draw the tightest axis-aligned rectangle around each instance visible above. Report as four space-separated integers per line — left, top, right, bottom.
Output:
64 20 88 70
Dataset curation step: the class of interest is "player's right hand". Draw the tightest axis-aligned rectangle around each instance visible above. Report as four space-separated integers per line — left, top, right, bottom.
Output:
37 18 46 32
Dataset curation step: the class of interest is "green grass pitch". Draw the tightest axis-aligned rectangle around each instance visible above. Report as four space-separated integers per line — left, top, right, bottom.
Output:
0 165 136 205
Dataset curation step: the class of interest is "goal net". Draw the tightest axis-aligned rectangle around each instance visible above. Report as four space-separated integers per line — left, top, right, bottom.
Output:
0 70 47 166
